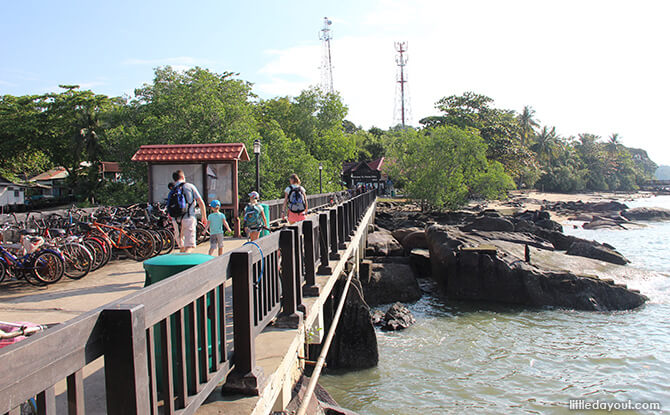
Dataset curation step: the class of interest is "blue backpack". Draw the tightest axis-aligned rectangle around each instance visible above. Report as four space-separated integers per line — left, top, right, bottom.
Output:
244 204 262 229
287 185 306 213
167 183 189 218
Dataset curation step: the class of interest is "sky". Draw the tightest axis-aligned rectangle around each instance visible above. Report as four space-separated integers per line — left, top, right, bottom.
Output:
1 0 669 164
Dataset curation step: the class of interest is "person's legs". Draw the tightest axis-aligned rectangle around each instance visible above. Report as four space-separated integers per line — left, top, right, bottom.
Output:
172 218 183 250
249 230 260 241
181 216 197 253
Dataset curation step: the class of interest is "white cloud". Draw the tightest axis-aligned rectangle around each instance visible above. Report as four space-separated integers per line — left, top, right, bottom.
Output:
256 0 670 163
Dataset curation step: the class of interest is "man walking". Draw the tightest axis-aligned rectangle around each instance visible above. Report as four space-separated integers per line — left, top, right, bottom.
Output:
167 170 207 253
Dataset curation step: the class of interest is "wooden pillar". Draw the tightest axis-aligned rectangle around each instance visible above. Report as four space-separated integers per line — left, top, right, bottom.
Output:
224 251 265 395
232 160 241 237
276 229 302 328
147 164 153 204
317 212 332 274
302 219 319 296
329 208 340 260
102 304 150 415
202 163 208 205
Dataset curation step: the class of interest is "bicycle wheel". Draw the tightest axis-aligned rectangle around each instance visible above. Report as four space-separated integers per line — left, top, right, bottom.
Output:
0 260 6 283
62 243 93 279
84 238 104 271
22 269 47 286
149 230 163 257
124 229 155 261
32 251 64 284
196 222 208 244
158 229 175 255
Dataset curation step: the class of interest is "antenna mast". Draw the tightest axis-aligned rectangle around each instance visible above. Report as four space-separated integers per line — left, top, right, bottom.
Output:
319 17 334 94
394 41 411 127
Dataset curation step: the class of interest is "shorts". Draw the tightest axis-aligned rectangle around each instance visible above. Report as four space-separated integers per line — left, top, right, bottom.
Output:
172 216 197 248
210 233 224 249
287 210 306 223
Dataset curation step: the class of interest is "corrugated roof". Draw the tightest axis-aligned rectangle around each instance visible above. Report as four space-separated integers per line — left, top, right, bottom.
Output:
29 167 69 182
131 143 250 163
342 157 385 174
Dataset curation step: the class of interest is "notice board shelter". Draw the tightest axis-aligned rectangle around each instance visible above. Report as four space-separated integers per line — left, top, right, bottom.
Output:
132 143 250 236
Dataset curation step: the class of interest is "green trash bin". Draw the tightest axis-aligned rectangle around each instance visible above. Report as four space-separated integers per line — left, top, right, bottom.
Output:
260 203 270 238
143 253 217 395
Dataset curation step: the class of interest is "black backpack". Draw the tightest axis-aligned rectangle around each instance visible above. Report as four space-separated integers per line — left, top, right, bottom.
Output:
167 183 190 218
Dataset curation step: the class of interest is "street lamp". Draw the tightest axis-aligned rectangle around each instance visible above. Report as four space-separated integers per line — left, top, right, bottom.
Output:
253 139 261 195
318 162 323 193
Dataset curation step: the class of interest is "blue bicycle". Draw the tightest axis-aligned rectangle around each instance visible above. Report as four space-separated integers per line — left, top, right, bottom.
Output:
0 236 65 286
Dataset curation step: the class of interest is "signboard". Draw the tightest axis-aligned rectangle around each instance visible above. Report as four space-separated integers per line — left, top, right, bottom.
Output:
206 163 233 205
150 164 204 203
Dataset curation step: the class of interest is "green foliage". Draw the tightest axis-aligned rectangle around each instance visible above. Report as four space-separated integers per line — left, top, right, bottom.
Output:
94 181 147 206
387 126 515 210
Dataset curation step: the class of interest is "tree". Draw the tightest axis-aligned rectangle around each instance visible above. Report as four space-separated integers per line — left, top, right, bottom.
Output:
387 125 514 210
532 126 558 163
518 105 539 147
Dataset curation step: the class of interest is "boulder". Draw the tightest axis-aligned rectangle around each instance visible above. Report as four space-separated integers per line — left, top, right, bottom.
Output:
380 302 416 331
362 263 422 306
535 218 563 232
425 225 646 311
566 240 630 265
582 219 626 230
327 276 379 369
622 207 670 221
366 228 404 256
409 248 432 278
370 309 385 326
461 216 515 232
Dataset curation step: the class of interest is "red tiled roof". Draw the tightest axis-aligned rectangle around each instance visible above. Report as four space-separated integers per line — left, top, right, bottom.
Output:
131 143 250 163
100 161 121 173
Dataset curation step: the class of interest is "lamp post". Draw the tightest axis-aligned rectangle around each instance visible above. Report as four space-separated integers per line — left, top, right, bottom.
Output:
253 139 261 195
318 162 323 193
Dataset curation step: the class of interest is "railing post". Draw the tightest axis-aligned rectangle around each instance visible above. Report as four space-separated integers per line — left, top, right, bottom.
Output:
329 208 340 259
346 201 354 238
288 225 306 314
224 251 266 395
102 304 150 415
318 212 333 274
337 205 347 247
302 219 319 296
276 229 303 328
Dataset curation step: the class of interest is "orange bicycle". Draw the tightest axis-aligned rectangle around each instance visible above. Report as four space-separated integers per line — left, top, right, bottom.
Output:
91 220 155 261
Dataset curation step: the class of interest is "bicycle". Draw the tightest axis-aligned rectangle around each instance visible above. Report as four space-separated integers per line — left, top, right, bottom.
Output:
90 219 154 261
0 238 65 285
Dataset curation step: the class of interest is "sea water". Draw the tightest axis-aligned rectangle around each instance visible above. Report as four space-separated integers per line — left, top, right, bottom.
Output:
320 196 670 414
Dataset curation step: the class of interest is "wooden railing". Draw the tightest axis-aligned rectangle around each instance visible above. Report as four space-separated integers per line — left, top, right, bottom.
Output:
0 190 377 415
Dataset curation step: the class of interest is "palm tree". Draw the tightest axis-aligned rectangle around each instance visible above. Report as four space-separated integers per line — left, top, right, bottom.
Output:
532 126 558 163
607 133 621 155
518 105 539 147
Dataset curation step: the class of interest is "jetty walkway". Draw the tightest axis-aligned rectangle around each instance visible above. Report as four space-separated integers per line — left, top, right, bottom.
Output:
0 190 377 415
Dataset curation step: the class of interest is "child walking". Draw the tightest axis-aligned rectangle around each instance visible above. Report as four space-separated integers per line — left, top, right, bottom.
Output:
243 191 268 241
207 200 231 256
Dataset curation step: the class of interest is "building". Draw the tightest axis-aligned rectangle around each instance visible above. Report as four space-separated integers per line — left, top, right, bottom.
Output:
29 167 69 197
0 176 26 207
100 162 122 182
342 157 389 192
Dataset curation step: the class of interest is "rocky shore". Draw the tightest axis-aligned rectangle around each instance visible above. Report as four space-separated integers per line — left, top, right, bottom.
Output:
369 200 650 311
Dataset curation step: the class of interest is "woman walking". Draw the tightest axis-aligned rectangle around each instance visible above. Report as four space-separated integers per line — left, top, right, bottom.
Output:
283 174 308 224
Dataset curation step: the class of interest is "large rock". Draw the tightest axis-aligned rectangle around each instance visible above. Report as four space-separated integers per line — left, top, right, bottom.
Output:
362 263 422 306
566 240 630 265
409 248 432 278
380 302 416 331
461 216 515 232
425 225 647 311
622 207 670 221
366 228 404 256
327 276 379 369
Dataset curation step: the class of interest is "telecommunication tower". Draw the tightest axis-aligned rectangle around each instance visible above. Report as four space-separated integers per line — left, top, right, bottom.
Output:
319 17 334 94
394 41 411 127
